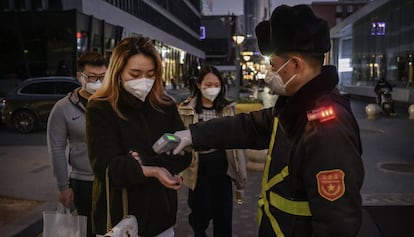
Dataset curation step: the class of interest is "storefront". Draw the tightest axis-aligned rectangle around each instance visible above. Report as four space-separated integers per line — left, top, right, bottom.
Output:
0 9 122 80
154 41 201 88
352 0 413 87
331 0 414 102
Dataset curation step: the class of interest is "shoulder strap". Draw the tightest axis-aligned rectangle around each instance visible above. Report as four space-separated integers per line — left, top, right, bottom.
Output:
105 168 128 232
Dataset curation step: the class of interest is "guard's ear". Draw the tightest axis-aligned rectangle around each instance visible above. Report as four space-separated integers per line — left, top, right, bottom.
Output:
290 56 304 74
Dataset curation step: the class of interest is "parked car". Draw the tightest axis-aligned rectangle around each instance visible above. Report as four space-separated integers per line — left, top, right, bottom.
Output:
1 77 80 133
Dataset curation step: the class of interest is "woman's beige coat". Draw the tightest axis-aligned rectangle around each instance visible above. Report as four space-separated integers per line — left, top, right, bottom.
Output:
177 96 247 190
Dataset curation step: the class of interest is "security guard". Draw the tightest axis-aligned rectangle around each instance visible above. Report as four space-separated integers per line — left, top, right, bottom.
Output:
167 4 364 237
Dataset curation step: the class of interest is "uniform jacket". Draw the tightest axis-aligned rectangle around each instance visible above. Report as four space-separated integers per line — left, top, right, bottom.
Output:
189 65 364 236
178 96 247 190
47 87 94 191
85 89 192 236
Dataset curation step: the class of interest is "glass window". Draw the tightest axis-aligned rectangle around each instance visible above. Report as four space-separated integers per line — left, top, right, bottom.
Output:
341 39 352 58
31 0 43 10
20 82 56 94
20 81 78 95
0 0 10 10
16 0 27 10
48 0 62 10
55 81 79 95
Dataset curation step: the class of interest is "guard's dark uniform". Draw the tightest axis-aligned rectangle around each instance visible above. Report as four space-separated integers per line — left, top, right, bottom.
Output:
189 65 364 236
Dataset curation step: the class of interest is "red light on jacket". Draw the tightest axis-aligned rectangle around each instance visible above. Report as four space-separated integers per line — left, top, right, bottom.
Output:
307 106 336 122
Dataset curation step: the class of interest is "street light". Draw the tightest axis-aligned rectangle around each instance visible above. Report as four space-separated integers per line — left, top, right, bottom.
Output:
232 35 245 45
232 19 245 100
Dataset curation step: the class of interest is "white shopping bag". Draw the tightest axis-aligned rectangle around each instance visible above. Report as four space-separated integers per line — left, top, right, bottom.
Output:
43 203 87 237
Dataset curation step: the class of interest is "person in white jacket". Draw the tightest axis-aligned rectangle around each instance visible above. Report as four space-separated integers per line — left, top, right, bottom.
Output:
47 51 107 237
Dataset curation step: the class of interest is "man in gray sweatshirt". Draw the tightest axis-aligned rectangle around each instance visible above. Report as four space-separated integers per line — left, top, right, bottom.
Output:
47 51 107 237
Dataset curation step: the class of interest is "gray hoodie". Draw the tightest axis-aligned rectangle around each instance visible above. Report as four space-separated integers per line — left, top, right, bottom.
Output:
47 88 94 191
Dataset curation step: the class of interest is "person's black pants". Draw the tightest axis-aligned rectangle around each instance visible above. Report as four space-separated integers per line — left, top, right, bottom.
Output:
70 178 94 237
188 151 233 237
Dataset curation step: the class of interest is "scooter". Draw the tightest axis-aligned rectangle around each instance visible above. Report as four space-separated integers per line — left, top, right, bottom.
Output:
376 88 396 115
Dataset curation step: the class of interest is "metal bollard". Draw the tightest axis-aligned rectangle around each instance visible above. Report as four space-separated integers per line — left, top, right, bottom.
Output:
408 104 414 120
365 104 379 119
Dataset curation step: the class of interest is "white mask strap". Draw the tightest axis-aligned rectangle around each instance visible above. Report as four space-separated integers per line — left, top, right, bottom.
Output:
276 58 292 74
284 74 297 87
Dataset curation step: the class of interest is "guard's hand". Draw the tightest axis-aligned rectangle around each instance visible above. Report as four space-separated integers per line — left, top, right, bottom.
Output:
173 129 192 155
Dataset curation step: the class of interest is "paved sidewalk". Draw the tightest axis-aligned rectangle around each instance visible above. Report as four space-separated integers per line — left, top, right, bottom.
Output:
0 93 413 236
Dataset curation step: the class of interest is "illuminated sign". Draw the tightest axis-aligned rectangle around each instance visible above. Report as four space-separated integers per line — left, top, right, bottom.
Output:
200 26 206 40
371 22 386 36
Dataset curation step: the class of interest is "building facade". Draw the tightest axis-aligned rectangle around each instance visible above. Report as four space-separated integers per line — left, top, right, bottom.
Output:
312 0 368 28
0 0 204 90
200 0 271 85
330 0 414 102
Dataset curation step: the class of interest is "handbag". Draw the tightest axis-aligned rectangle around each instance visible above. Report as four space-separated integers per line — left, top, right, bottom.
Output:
43 203 87 237
104 168 139 237
226 149 247 189
179 150 198 190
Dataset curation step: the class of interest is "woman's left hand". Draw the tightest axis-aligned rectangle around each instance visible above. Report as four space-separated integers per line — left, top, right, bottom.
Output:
130 150 183 190
173 174 183 189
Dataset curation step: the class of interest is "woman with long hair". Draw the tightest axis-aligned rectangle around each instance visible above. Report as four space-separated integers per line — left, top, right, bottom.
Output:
86 36 191 237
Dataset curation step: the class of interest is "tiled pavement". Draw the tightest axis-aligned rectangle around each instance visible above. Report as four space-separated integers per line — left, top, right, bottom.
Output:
174 169 263 237
1 87 413 236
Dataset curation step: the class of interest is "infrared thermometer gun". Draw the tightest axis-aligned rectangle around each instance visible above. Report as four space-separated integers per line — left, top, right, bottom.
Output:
152 133 181 154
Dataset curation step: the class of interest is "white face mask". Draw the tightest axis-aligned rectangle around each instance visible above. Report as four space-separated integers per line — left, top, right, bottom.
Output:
123 78 155 101
265 59 296 96
201 87 221 102
84 80 102 94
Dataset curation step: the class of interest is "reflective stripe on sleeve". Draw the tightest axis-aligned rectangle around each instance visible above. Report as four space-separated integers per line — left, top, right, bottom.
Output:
269 192 311 216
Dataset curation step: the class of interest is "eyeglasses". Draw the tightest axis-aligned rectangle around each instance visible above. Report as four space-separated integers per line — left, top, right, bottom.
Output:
80 72 105 82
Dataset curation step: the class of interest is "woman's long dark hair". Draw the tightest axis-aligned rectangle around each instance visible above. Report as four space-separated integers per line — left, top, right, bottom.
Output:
192 65 231 114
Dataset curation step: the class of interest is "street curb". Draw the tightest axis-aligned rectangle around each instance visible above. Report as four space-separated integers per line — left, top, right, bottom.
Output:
0 201 57 237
